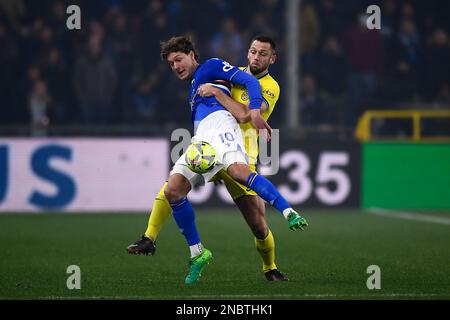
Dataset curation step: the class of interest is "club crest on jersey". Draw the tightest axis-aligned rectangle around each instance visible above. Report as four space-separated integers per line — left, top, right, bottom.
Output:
241 91 249 101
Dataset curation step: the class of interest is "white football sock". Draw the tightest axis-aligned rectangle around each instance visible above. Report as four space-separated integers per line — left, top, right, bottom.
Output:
283 208 294 219
189 243 203 258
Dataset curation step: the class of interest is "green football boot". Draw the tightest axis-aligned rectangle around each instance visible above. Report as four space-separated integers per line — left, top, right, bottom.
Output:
287 210 308 231
185 249 213 285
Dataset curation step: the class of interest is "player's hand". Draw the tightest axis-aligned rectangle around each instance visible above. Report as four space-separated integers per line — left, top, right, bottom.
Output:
250 109 272 141
198 84 219 97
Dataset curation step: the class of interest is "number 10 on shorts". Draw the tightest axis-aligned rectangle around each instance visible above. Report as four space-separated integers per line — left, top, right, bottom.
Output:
219 132 235 143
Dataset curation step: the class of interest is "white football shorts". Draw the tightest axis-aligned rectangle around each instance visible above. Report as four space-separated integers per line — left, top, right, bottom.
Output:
170 110 249 188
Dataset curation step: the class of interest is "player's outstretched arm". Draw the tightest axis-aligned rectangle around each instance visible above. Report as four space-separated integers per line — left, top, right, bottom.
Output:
198 84 250 123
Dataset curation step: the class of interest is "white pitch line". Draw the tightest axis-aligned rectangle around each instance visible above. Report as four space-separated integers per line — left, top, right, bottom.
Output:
368 208 450 226
187 293 448 298
32 293 450 299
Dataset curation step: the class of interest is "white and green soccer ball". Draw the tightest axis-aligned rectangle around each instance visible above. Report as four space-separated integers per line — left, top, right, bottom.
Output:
185 141 217 174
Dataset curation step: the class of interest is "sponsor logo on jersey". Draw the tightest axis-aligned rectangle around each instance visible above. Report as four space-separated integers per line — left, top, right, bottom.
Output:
263 89 275 99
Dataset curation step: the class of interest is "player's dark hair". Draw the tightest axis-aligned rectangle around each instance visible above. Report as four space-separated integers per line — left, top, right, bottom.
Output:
252 35 276 52
160 36 199 61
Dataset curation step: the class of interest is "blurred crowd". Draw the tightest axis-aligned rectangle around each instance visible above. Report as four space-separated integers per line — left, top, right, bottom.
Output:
0 0 449 135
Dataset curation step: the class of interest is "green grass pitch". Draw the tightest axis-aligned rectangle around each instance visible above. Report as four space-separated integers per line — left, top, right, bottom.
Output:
1 209 449 300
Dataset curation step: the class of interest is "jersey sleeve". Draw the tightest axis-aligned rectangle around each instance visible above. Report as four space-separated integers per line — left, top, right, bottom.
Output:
203 58 241 82
261 81 280 114
204 58 262 110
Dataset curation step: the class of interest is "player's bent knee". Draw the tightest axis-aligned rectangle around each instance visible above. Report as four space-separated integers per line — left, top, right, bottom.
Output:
253 225 268 240
227 163 251 184
252 218 268 239
164 185 188 203
165 174 190 203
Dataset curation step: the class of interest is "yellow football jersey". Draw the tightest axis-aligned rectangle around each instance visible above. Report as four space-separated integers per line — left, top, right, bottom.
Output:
231 67 280 167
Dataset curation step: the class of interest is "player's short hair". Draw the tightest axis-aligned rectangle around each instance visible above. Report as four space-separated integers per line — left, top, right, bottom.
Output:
251 35 276 52
160 36 199 61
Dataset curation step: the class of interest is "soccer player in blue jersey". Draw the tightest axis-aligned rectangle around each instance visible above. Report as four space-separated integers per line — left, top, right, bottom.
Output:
158 36 307 284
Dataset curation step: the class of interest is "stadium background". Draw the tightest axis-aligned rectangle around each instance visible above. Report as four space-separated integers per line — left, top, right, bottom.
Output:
0 0 449 300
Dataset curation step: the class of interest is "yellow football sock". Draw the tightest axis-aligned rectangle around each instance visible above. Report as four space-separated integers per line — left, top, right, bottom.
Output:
255 229 277 273
144 182 172 241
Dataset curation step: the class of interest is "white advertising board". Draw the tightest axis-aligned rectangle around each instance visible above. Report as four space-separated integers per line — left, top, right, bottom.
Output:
0 138 169 212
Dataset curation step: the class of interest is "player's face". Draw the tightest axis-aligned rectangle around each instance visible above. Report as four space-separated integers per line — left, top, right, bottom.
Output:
167 51 197 80
247 40 276 75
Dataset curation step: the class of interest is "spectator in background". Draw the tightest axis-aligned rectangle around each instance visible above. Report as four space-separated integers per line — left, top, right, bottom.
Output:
42 47 68 124
0 21 19 124
47 1 66 30
399 2 415 21
240 0 283 31
46 1 75 64
35 26 55 62
89 20 106 40
317 36 348 127
248 12 277 40
26 65 41 89
388 19 421 68
0 0 25 31
128 75 160 123
343 12 384 126
209 18 245 66
47 1 67 42
300 74 327 126
380 18 422 107
299 3 321 73
74 34 118 124
29 80 51 136
166 0 184 34
141 5 169 72
423 28 450 102
317 36 348 97
20 18 45 66
107 8 136 121
317 0 345 41
18 65 42 122
380 0 398 44
381 59 419 106
207 0 233 17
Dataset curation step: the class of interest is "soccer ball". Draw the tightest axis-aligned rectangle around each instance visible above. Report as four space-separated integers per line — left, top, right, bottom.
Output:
185 141 217 174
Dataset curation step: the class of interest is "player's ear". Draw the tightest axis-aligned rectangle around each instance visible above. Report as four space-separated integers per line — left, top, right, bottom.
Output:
270 53 277 65
189 50 196 61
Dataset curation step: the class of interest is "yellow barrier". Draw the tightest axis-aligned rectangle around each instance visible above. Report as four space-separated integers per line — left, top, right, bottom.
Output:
355 110 450 142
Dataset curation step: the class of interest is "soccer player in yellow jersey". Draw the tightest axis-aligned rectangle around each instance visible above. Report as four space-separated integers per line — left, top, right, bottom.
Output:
127 36 306 281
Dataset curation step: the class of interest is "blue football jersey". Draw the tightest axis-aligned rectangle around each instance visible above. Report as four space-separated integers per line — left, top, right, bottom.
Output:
189 58 263 129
